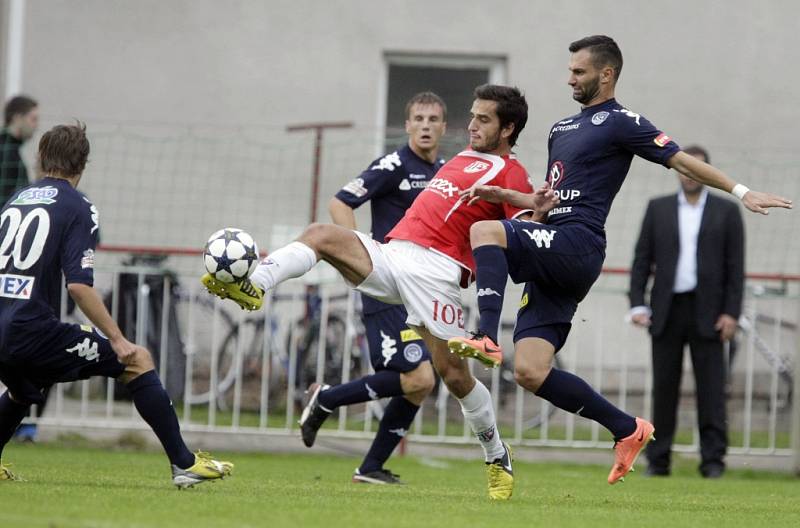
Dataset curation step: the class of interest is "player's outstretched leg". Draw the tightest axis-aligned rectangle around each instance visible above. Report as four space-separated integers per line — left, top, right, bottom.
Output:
123 363 233 488
514 338 653 484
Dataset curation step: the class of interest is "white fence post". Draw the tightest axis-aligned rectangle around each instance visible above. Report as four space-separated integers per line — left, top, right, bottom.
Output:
792 296 800 476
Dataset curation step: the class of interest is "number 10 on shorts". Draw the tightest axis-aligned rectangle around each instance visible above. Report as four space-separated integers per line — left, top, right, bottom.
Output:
432 300 464 329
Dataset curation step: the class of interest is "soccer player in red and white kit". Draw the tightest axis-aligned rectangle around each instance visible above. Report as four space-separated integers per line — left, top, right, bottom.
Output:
203 84 558 500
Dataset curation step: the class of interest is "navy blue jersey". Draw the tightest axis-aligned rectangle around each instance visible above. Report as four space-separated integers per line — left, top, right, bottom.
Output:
335 144 443 314
0 177 99 353
545 98 681 241
335 144 443 242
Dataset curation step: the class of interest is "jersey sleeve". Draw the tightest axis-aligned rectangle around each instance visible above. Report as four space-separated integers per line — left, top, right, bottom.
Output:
334 152 403 209
500 164 535 219
613 108 681 167
61 197 99 286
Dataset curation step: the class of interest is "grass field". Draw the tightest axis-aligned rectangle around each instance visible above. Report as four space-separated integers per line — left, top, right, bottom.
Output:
1 442 798 528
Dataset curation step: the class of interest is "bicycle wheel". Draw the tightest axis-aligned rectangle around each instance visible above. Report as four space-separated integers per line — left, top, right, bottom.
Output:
172 289 236 406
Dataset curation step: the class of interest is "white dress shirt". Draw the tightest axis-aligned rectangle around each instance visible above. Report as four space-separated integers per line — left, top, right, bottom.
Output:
673 188 708 293
629 188 708 320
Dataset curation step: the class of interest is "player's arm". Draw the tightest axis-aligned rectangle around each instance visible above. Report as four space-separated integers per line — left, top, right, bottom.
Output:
463 182 559 221
328 196 357 230
667 151 792 215
67 283 141 365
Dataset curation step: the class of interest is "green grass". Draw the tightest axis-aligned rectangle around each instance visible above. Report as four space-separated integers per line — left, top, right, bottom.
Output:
1 443 798 528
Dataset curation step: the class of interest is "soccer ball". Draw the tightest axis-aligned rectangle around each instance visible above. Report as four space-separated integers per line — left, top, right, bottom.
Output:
203 228 259 283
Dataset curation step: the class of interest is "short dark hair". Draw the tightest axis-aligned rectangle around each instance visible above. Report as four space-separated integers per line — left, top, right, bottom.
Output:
4 95 38 126
39 122 90 177
683 144 710 163
404 91 447 121
569 35 623 81
473 84 528 147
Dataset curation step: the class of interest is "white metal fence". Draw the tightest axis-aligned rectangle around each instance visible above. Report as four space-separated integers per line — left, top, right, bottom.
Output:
7 263 799 465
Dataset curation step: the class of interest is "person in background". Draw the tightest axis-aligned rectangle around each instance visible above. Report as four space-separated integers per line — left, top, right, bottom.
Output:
629 145 744 478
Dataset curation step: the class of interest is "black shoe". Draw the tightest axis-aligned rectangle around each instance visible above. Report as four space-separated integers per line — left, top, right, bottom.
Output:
701 465 724 479
299 383 331 447
645 466 670 477
352 468 404 485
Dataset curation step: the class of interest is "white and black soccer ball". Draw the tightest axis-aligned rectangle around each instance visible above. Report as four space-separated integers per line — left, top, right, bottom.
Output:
203 228 259 283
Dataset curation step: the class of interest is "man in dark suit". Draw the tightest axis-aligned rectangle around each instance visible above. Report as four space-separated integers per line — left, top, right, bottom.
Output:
629 145 744 478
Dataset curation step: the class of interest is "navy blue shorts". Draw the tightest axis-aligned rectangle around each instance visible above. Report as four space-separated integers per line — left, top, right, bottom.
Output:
363 304 430 373
501 220 605 352
0 321 125 405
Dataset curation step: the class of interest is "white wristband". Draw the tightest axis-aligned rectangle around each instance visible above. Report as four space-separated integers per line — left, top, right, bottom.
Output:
732 183 750 200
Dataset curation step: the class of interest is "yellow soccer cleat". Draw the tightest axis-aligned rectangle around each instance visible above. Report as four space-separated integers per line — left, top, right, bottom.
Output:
486 442 513 500
201 273 264 311
0 461 21 481
172 451 233 489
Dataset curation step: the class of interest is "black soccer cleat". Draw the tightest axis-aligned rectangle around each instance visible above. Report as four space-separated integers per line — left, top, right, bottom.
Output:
352 468 405 485
299 382 331 447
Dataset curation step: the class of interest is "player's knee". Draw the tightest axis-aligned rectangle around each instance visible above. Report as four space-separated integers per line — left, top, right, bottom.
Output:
124 347 155 377
514 363 549 392
300 223 334 250
402 361 435 396
469 220 504 247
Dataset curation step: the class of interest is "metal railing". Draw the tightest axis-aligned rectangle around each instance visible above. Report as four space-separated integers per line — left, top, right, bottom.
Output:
8 263 799 465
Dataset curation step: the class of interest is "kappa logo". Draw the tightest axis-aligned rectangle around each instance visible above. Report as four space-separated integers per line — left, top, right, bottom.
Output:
389 428 408 438
426 177 460 198
522 228 557 249
591 111 610 125
614 108 641 125
380 330 398 367
365 383 379 400
84 198 99 234
0 274 34 299
463 160 489 174
66 338 100 362
653 133 672 147
408 173 428 179
370 152 402 171
477 288 501 297
403 343 423 363
11 186 59 206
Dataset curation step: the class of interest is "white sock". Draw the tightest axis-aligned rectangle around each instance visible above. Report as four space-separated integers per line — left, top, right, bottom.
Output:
249 241 318 291
457 380 505 461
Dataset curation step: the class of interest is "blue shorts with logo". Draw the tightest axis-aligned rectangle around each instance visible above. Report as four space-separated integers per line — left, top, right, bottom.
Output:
0 319 125 405
362 304 430 373
501 219 605 352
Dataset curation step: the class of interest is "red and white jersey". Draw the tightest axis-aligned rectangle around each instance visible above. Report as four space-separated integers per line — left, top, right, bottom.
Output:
387 149 533 286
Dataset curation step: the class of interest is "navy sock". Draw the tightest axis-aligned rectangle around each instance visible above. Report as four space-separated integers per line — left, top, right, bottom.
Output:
359 396 419 474
473 245 509 343
0 391 30 459
535 368 636 440
318 370 402 410
126 371 195 469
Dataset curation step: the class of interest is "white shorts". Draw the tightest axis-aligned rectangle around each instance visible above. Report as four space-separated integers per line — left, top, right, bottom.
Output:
349 232 466 341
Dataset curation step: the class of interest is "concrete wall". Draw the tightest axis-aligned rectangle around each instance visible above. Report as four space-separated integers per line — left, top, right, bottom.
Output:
2 0 797 277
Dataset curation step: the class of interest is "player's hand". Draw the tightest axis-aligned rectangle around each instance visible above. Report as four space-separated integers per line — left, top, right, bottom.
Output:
630 312 651 328
531 181 560 213
741 190 792 215
461 185 509 205
715 314 738 342
110 336 143 365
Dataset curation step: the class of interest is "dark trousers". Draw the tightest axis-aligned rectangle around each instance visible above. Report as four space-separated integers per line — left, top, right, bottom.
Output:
646 293 728 474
